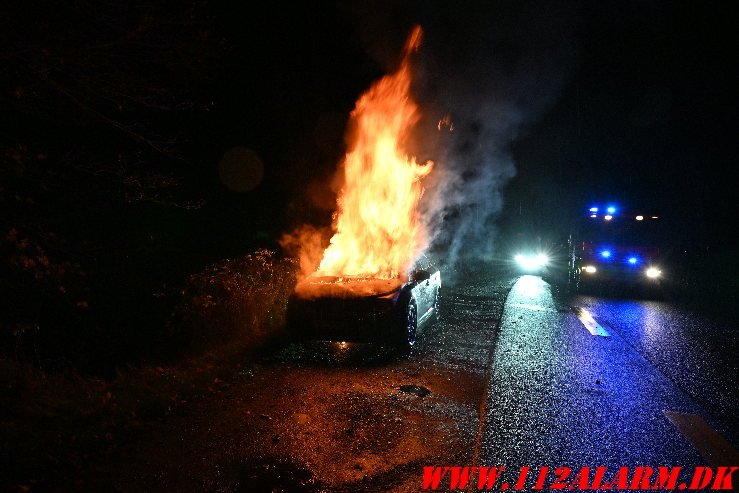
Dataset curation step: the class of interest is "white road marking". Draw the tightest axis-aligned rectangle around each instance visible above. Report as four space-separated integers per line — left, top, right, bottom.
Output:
664 411 739 466
574 307 610 336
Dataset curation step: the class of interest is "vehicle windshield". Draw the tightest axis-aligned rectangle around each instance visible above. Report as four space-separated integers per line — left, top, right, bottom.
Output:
577 215 667 247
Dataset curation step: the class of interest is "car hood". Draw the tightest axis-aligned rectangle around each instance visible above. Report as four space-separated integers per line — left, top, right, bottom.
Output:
293 276 404 300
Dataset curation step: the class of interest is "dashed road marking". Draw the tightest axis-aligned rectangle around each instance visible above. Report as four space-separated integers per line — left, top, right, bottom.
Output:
510 303 548 311
573 307 610 336
664 411 739 466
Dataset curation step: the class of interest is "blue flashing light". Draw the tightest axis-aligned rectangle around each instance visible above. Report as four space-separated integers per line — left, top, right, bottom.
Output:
601 250 611 258
628 257 638 264
607 206 616 214
589 207 599 213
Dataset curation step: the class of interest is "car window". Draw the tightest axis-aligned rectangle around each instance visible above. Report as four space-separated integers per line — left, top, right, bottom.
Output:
411 253 437 273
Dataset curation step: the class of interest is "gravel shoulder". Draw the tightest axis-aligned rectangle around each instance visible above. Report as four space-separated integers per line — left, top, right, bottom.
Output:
76 269 515 492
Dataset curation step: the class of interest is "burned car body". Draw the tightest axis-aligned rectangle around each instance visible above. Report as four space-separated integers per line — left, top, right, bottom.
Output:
286 256 441 349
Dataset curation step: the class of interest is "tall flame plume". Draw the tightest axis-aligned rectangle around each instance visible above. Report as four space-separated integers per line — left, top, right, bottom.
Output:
314 26 433 280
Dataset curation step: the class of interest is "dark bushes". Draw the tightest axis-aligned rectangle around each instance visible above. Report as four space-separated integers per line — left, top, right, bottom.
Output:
171 249 298 355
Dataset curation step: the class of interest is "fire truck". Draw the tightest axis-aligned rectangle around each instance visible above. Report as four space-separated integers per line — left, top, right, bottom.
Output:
558 205 668 296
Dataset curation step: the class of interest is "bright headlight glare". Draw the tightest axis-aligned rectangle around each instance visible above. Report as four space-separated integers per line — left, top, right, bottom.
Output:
515 254 548 270
646 268 661 278
583 265 597 273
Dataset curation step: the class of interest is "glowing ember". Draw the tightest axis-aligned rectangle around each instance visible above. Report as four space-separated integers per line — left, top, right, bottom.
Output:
314 25 433 280
437 114 454 132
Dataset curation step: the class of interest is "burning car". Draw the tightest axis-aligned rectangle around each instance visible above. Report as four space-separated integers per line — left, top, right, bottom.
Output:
282 27 439 350
286 255 441 350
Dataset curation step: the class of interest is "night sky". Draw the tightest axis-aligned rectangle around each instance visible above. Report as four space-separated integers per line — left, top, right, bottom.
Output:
211 1 736 254
504 2 736 247
3 0 736 262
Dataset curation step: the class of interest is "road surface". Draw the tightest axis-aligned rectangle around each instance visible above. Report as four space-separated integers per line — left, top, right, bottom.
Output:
74 270 738 492
478 274 738 491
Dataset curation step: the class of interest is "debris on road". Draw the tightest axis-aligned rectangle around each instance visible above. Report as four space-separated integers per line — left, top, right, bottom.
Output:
398 385 431 397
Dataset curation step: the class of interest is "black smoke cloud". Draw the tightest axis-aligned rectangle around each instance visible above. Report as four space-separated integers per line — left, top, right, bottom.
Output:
344 1 580 276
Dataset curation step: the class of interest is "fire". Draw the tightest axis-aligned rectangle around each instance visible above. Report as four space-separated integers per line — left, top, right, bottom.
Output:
314 26 433 280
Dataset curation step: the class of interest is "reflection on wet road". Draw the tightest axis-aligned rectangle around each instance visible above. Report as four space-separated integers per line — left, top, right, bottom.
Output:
575 294 739 444
573 306 610 336
480 275 739 474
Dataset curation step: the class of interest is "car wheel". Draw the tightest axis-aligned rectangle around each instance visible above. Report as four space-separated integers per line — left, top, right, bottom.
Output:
396 300 417 350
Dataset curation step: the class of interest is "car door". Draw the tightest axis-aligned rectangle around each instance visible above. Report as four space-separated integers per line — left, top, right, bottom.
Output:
411 269 432 321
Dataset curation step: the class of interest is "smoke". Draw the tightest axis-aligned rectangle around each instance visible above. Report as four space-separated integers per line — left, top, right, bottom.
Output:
392 0 580 277
278 224 331 281
281 1 578 281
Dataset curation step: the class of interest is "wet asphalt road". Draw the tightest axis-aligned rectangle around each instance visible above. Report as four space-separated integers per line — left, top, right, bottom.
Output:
77 270 738 492
479 275 739 490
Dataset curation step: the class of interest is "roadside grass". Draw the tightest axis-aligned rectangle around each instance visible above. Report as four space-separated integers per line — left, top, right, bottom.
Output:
1 249 298 491
171 248 298 353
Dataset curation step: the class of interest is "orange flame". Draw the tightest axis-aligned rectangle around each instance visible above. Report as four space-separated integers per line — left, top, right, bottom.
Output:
314 26 433 280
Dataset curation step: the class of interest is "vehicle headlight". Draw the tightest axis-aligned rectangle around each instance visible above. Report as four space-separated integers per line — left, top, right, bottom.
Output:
646 267 661 278
515 253 548 270
583 265 597 273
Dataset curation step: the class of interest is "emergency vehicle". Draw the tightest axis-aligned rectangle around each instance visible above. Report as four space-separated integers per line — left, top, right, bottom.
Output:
562 205 667 295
